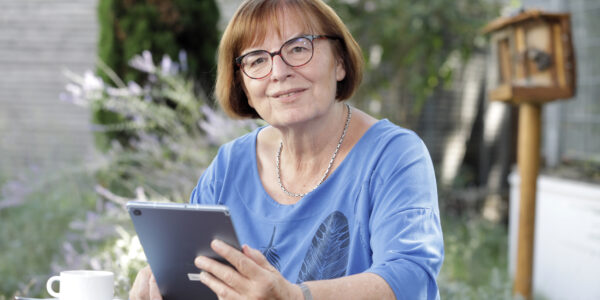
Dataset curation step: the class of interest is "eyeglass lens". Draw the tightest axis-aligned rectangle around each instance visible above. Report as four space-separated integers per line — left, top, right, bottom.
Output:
240 37 314 79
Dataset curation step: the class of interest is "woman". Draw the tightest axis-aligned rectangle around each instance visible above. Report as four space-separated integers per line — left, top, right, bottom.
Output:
130 0 443 299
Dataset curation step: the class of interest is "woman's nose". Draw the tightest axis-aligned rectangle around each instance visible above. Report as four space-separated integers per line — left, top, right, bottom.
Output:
270 54 293 81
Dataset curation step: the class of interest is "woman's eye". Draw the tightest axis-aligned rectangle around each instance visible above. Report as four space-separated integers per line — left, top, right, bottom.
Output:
291 46 309 53
286 46 310 57
248 56 267 67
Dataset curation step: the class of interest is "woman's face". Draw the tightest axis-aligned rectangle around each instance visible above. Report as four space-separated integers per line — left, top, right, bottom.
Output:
239 12 346 129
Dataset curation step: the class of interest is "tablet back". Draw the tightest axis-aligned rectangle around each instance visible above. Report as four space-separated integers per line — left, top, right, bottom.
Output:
127 201 241 300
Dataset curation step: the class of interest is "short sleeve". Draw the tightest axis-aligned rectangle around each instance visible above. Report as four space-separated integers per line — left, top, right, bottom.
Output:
189 147 223 205
365 133 444 300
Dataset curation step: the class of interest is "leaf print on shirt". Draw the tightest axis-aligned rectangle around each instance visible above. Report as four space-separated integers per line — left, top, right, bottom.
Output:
296 211 350 283
261 226 281 270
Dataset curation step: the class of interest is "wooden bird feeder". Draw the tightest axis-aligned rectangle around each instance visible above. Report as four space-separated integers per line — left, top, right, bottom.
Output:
483 10 576 103
483 10 576 300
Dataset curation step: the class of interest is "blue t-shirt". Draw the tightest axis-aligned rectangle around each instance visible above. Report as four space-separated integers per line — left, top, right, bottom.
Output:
190 119 444 300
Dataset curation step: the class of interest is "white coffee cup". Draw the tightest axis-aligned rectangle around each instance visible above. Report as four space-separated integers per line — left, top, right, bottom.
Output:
46 270 114 300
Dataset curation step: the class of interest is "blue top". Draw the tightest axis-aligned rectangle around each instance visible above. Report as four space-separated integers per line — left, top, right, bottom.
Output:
190 119 444 300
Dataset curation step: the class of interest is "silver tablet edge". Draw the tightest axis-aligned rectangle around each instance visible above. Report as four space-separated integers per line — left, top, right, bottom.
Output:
126 201 230 214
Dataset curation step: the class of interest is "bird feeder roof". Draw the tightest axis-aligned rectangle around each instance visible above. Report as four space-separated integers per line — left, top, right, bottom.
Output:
482 10 570 34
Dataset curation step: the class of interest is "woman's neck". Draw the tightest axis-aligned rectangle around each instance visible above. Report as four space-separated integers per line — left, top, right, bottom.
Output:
276 103 349 174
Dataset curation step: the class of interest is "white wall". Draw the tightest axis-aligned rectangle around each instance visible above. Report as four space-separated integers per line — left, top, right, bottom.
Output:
509 172 600 300
0 0 98 176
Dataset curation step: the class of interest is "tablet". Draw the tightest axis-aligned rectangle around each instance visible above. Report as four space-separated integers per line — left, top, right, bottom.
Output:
127 201 241 300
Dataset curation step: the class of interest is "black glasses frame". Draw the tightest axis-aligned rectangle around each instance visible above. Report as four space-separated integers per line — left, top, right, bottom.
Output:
235 34 340 79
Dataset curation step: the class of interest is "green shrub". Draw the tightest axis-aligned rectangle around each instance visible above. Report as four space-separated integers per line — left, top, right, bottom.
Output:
439 215 512 299
64 51 257 199
2 51 258 298
95 0 220 150
328 0 500 126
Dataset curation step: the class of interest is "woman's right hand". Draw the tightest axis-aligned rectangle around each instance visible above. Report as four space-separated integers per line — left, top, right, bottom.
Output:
129 265 162 300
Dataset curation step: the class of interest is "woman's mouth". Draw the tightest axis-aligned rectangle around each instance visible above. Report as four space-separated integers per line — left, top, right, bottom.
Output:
277 91 299 98
271 88 306 99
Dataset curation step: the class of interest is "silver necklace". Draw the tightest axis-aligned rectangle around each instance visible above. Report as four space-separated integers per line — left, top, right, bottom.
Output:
276 103 352 198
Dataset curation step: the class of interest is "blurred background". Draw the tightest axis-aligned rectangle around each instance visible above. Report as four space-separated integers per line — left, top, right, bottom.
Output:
0 0 598 299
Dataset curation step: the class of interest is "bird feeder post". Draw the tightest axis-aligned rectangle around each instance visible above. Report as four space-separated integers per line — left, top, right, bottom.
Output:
483 10 576 300
514 101 541 298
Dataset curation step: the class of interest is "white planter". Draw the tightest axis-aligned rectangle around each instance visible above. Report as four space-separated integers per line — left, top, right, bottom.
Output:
509 172 600 300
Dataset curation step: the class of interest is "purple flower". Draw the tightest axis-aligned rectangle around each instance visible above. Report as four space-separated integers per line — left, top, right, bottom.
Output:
128 81 143 95
129 50 156 74
83 71 104 92
179 50 188 72
160 55 180 76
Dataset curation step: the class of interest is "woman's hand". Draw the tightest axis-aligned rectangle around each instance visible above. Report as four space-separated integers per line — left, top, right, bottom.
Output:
129 265 163 300
195 239 302 300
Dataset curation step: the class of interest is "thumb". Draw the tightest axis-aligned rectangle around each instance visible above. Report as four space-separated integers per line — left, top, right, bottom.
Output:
148 273 163 300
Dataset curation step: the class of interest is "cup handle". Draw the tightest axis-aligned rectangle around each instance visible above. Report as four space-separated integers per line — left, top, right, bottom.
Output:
46 275 60 298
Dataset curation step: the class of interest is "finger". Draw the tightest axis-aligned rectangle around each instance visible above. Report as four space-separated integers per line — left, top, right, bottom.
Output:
148 273 163 300
242 244 277 271
199 270 242 300
211 239 261 277
195 255 247 292
129 266 152 300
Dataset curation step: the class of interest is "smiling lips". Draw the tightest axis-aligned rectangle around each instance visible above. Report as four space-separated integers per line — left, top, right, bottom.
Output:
271 88 307 99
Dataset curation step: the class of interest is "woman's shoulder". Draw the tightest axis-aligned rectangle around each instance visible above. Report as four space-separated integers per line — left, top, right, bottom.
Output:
215 126 263 162
358 118 425 153
351 117 433 179
349 107 421 143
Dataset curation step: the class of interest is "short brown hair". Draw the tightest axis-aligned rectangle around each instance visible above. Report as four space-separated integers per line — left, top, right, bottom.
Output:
215 0 364 119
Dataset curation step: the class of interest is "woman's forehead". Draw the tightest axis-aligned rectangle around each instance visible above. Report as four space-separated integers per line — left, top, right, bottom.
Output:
240 8 319 50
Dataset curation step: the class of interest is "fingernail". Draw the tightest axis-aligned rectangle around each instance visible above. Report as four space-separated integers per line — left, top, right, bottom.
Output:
212 239 224 250
195 256 207 268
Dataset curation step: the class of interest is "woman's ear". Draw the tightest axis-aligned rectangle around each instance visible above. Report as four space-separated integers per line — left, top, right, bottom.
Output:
335 58 346 82
237 73 254 108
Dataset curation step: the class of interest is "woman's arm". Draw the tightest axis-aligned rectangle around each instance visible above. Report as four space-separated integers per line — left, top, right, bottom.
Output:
303 273 395 300
128 245 394 300
195 239 395 300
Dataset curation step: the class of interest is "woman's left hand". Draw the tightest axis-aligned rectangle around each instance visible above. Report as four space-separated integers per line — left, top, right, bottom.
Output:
195 239 301 300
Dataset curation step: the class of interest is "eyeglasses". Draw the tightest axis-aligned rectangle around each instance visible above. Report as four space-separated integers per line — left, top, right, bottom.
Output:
235 34 340 79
